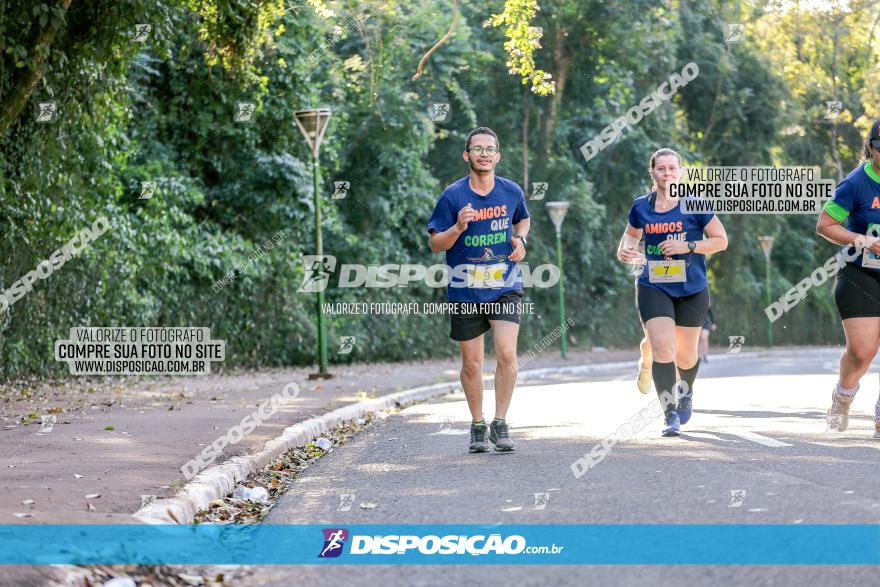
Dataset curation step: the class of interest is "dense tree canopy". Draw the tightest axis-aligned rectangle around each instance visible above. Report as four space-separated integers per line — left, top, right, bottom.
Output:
1 0 877 380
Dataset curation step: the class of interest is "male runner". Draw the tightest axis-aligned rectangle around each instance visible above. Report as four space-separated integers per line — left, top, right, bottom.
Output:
427 127 530 453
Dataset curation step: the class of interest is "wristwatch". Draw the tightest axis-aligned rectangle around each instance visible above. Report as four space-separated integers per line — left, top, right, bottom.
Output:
515 235 527 246
687 241 697 253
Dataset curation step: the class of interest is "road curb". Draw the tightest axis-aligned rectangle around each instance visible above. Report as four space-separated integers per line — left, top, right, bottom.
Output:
133 354 752 525
132 379 465 525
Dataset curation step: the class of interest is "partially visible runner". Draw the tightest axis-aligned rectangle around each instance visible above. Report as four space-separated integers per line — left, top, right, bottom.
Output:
617 148 728 436
816 117 880 439
637 332 653 394
428 126 530 453
620 232 653 394
699 303 716 363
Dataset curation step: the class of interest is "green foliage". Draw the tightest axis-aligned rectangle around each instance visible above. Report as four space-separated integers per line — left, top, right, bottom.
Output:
484 0 555 95
1 0 878 381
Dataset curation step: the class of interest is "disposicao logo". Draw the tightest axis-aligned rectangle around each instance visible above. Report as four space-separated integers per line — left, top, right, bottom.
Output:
318 528 349 558
316 530 563 558
348 533 527 555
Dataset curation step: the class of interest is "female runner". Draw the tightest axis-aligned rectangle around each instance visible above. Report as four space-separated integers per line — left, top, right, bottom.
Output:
617 148 728 436
817 118 880 438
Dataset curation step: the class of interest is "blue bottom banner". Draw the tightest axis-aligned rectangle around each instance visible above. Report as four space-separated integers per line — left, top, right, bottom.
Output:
0 524 878 565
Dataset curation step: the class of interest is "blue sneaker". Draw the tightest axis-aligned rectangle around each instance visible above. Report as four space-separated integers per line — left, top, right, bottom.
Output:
677 392 693 425
662 411 680 437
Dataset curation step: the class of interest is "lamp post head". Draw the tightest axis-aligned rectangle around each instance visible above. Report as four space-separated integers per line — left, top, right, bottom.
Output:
757 235 774 261
294 108 332 158
545 201 570 233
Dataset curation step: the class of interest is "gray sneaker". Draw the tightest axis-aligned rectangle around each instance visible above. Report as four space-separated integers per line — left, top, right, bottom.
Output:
827 390 854 431
469 421 489 453
489 419 515 452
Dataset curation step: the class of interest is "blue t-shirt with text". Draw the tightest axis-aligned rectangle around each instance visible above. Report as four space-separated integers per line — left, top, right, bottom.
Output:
823 163 880 271
427 176 530 302
628 192 715 297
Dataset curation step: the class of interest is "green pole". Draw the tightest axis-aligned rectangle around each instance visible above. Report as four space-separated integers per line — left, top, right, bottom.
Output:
313 155 329 374
766 256 772 347
556 229 567 358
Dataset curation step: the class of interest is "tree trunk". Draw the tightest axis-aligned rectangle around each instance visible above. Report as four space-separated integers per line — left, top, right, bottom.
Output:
0 0 73 135
829 25 844 182
522 86 530 192
536 25 571 172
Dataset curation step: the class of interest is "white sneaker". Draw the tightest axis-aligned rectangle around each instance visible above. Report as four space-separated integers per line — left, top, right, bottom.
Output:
827 390 854 431
874 402 880 439
636 362 652 394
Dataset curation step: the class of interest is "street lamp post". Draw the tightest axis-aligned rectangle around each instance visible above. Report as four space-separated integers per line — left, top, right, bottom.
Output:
758 236 774 347
545 202 570 359
294 108 333 379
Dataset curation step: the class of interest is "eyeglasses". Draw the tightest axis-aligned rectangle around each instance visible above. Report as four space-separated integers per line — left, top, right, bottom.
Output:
468 146 498 155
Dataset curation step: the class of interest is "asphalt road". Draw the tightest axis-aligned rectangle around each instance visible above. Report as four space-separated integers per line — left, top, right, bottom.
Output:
243 348 880 586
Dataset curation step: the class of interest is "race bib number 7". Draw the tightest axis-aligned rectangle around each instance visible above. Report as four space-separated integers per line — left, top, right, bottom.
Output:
647 260 687 283
467 263 508 288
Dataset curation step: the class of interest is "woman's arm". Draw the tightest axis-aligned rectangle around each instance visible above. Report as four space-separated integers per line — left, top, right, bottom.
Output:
658 216 727 256
816 210 880 253
817 210 861 246
617 224 644 263
695 217 728 255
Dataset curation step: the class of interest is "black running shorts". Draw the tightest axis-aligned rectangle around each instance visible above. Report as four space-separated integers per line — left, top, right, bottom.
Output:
834 262 880 319
449 291 524 341
636 285 709 328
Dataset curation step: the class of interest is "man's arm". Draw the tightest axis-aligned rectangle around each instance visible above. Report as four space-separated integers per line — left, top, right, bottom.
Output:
429 202 475 252
513 217 530 240
430 226 463 253
508 217 530 261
